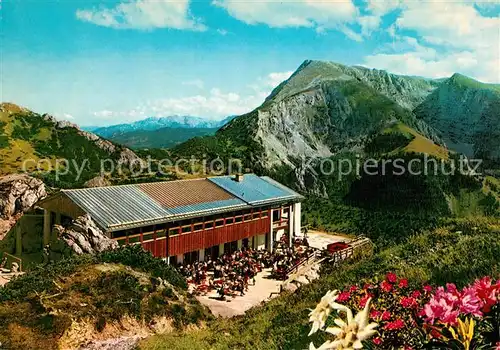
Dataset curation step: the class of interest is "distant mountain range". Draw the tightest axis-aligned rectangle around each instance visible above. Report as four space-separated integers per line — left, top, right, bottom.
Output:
108 127 219 149
84 115 236 139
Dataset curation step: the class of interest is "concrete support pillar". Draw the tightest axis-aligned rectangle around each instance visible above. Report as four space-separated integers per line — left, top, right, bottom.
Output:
43 209 51 246
219 243 225 256
237 239 242 250
294 203 301 236
267 214 274 252
288 204 294 247
176 254 183 264
199 249 205 262
55 212 61 225
15 223 22 256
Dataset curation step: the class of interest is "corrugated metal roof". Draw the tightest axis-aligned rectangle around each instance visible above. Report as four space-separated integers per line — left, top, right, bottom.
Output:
260 176 304 198
137 179 234 208
208 174 303 205
58 174 302 232
168 198 249 219
63 186 172 230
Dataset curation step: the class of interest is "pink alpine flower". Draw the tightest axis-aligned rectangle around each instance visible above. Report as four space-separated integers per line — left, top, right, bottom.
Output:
384 319 405 330
336 291 351 303
411 290 422 299
398 279 408 288
386 272 397 284
401 296 417 309
473 276 499 313
459 286 483 317
370 309 381 320
423 292 460 325
359 293 373 308
381 310 391 321
381 280 393 293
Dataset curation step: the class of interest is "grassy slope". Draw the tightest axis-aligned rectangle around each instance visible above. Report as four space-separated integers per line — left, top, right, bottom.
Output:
384 122 449 160
0 103 146 187
140 217 500 350
0 246 210 350
451 73 500 92
0 106 57 174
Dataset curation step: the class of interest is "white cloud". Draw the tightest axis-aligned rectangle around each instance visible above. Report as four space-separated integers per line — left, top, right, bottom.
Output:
362 1 500 83
358 15 381 36
213 0 360 37
395 1 499 51
143 88 264 117
182 79 205 89
53 112 75 121
365 0 401 16
76 0 206 31
217 28 229 35
90 71 294 122
265 71 294 88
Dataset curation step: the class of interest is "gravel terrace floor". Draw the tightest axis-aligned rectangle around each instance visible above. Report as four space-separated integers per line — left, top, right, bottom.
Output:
196 230 350 318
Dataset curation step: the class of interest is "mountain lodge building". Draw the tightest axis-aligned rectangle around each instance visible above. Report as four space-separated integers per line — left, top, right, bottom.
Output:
39 174 303 264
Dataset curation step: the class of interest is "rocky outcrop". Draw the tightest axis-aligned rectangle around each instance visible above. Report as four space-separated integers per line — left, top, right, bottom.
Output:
0 174 46 219
0 174 46 239
53 215 118 255
84 175 111 188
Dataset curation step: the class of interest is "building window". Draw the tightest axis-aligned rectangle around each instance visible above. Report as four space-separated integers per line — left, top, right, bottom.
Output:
169 228 180 236
215 219 224 227
193 223 203 231
142 225 155 234
226 217 234 225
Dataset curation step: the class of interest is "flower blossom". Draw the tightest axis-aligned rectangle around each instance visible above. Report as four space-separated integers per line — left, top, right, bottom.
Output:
381 280 392 293
399 279 408 288
384 319 405 330
323 298 379 349
308 290 339 335
337 291 351 303
401 296 417 309
386 272 397 283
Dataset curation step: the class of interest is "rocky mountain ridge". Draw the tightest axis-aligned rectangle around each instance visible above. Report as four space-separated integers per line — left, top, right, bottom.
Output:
0 103 145 186
179 60 499 172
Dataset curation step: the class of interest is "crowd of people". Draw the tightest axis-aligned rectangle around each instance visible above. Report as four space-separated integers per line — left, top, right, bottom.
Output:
177 244 315 300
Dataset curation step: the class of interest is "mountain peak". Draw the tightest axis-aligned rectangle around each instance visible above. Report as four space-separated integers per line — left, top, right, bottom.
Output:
447 73 500 92
0 102 28 114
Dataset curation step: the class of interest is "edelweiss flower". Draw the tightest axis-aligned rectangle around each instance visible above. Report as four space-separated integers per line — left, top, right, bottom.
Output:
325 298 379 349
309 340 341 350
308 290 339 335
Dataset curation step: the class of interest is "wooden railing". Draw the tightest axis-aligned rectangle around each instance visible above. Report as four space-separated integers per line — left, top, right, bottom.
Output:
283 250 318 277
326 236 372 265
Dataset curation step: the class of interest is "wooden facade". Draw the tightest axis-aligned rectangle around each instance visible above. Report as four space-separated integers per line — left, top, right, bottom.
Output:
111 207 288 258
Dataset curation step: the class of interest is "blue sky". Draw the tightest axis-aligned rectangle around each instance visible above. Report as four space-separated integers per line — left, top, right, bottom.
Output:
1 0 499 126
